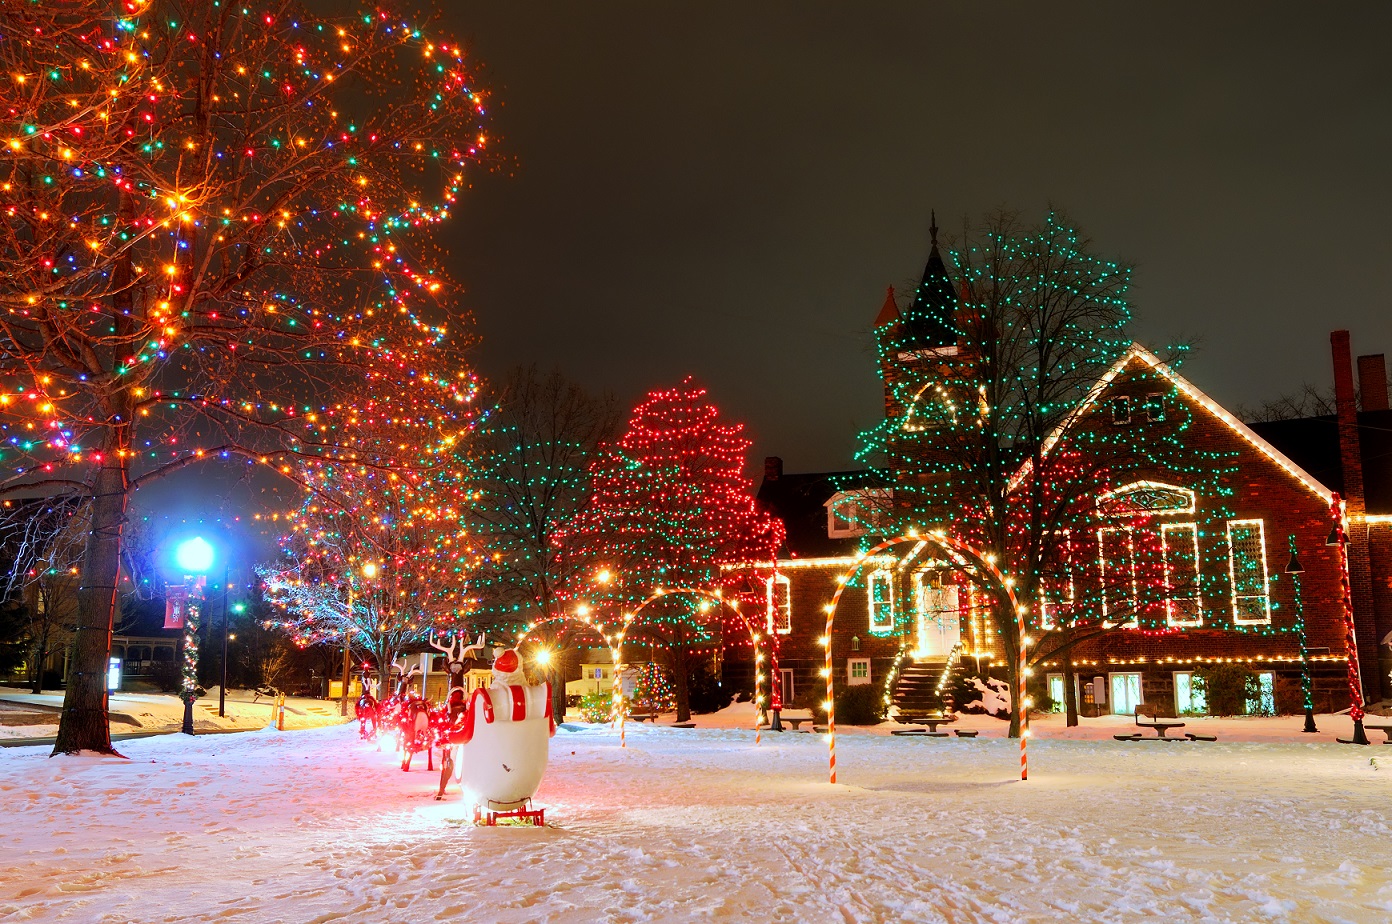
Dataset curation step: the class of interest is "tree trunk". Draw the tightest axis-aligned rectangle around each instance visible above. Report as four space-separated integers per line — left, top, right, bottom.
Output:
52 442 129 756
1062 631 1079 727
673 640 691 723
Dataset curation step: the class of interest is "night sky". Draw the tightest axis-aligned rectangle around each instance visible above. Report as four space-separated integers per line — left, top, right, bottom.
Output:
441 3 1392 474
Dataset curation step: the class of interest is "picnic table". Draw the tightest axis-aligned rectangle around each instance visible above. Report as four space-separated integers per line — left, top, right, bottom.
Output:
1114 705 1216 742
777 710 820 731
891 714 958 737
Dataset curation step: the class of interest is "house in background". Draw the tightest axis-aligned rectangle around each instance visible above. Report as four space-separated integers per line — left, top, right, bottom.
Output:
735 226 1392 719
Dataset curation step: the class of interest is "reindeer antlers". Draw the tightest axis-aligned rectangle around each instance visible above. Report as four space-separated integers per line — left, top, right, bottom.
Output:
429 631 487 664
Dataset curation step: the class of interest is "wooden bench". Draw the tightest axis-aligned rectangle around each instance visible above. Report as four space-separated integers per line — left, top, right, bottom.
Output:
954 729 979 738
627 712 655 723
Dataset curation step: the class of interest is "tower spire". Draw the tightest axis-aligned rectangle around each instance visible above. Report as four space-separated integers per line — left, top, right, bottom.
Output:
929 210 938 249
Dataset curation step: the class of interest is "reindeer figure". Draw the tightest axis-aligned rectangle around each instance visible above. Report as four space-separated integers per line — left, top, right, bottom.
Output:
430 633 486 798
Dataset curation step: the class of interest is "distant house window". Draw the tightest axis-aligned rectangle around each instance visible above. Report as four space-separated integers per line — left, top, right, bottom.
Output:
826 488 891 538
847 658 871 686
1161 522 1203 627
1227 519 1271 624
1143 393 1165 422
1111 396 1131 424
868 569 895 634
766 573 791 635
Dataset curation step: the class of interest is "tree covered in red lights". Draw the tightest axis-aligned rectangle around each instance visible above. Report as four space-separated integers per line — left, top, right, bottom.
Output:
560 378 783 721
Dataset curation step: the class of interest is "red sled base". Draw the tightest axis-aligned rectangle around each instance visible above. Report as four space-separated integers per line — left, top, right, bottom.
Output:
474 799 546 827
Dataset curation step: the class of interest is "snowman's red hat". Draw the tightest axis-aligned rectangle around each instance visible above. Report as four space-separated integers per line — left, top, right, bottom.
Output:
494 650 519 674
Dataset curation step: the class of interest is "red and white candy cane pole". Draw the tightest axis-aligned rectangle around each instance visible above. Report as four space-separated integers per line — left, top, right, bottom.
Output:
824 615 836 784
752 633 764 746
1019 632 1029 781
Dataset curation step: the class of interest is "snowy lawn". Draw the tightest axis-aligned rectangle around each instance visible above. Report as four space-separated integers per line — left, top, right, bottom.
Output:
2 721 1390 923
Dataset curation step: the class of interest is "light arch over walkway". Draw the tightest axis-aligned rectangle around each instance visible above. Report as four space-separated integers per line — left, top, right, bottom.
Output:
820 530 1028 784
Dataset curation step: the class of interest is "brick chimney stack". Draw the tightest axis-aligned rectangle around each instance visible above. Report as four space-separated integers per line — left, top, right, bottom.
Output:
763 456 783 483
1357 354 1389 411
1331 331 1382 698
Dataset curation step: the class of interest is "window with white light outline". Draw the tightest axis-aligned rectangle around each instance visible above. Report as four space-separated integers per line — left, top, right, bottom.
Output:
1038 530 1075 630
765 573 791 635
1098 526 1139 628
1161 522 1203 627
1098 481 1195 518
1227 519 1271 625
867 569 895 634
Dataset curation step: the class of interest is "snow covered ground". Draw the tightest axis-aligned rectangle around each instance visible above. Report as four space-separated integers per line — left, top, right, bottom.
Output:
0 687 348 738
2 716 1391 923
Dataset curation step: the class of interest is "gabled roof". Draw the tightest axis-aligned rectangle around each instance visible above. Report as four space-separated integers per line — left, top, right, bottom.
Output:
1251 409 1392 514
1031 343 1334 503
756 469 888 558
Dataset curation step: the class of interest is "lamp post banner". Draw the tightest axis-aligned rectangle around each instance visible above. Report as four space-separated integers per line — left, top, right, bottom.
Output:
164 585 188 629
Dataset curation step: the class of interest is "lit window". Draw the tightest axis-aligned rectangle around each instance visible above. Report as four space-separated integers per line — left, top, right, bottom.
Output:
1098 481 1195 517
1227 519 1271 624
1174 671 1206 715
766 573 791 635
868 569 895 634
1247 672 1275 715
826 489 891 538
1161 522 1202 627
847 658 871 686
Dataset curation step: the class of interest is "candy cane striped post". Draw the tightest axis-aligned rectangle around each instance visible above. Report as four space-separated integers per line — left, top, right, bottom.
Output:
824 611 836 784
1019 634 1029 782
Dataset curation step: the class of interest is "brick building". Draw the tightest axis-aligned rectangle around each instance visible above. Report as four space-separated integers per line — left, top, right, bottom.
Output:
739 231 1392 719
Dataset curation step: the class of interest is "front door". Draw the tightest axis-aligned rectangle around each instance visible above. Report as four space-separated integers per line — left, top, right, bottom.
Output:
916 581 961 657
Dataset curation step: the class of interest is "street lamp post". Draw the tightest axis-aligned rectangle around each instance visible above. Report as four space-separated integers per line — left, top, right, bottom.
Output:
1284 536 1317 733
218 564 230 718
339 561 377 717
176 537 215 735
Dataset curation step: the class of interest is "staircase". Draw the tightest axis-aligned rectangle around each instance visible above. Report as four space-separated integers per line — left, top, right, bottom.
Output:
891 645 967 717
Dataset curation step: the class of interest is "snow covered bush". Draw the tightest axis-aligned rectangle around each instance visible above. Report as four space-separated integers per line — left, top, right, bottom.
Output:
956 676 1011 719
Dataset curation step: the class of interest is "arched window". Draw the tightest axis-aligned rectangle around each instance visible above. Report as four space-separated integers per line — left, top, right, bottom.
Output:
1098 481 1195 517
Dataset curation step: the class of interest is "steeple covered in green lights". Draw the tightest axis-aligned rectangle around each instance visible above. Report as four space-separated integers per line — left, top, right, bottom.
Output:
897 211 960 352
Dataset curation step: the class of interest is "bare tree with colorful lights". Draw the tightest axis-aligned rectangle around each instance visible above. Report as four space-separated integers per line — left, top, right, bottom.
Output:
0 1 491 753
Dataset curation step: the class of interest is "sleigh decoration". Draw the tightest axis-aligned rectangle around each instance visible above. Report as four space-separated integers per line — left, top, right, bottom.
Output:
449 648 557 826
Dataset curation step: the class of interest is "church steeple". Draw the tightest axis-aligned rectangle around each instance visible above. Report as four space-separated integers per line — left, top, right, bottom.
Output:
899 209 960 351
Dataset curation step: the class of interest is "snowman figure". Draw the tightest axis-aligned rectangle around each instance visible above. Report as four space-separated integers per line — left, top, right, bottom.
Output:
451 647 556 818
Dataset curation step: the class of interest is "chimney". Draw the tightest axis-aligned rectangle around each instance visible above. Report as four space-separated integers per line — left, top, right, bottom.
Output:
763 456 783 482
1357 354 1389 411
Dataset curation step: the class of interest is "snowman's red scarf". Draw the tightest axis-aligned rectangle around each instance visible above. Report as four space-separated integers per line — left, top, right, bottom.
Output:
449 682 556 746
